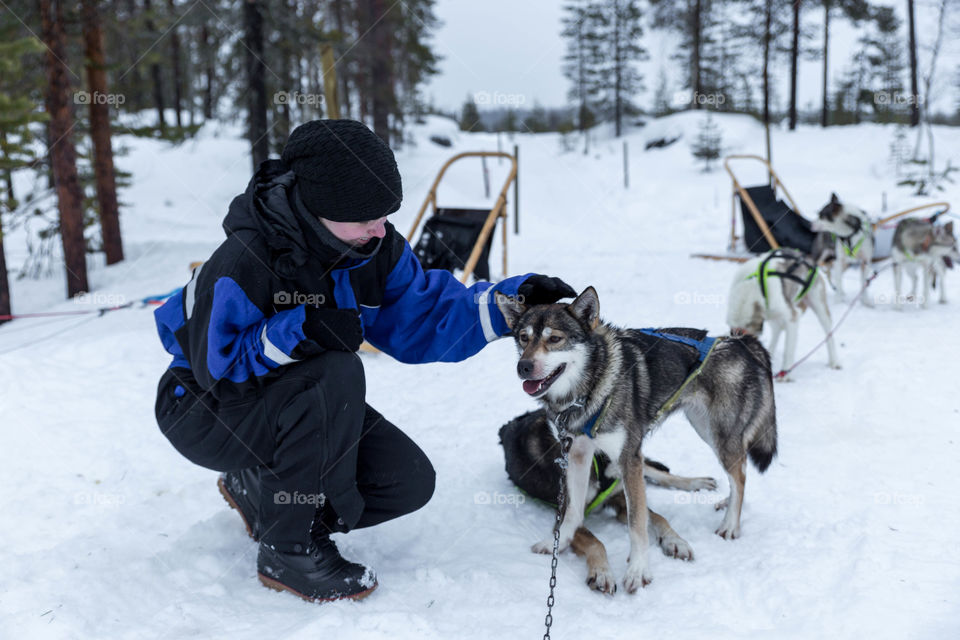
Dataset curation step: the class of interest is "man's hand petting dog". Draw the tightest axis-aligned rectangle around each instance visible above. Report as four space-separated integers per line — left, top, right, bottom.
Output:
516 274 576 306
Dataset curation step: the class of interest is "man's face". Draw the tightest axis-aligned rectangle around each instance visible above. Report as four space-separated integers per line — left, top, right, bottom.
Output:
319 216 388 246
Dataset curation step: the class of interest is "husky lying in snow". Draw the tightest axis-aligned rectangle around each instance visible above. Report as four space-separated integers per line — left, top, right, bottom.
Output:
498 409 717 593
727 248 840 379
496 287 777 594
892 219 959 309
813 193 875 307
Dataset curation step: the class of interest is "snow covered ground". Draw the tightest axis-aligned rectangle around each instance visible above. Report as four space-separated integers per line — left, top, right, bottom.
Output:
2 113 959 639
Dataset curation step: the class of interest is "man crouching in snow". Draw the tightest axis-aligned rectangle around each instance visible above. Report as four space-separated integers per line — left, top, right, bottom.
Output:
152 119 574 603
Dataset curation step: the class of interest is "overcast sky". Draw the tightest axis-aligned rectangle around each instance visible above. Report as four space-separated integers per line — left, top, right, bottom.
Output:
422 0 960 117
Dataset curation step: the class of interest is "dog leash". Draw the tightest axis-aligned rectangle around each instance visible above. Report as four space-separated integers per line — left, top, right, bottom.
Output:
775 264 890 379
543 436 571 640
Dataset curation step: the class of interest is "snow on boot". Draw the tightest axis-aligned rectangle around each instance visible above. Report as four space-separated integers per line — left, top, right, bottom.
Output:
217 468 261 541
257 537 377 602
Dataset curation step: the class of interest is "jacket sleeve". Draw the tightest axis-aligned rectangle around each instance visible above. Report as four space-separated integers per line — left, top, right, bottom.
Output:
363 242 532 364
183 260 323 392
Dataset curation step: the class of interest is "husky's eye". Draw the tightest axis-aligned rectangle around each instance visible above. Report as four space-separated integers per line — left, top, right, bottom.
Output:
548 335 563 344
518 333 528 344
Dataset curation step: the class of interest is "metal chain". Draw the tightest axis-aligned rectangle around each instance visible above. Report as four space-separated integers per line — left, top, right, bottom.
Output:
543 437 571 640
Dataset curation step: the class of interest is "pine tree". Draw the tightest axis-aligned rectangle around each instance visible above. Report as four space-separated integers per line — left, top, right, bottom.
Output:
561 0 605 137
594 0 646 136
460 96 482 131
0 31 46 324
691 112 722 171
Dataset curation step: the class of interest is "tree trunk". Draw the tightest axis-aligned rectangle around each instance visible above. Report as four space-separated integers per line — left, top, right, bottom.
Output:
692 0 702 109
907 0 920 127
821 0 830 128
0 228 10 325
763 0 773 179
368 0 392 143
41 0 89 298
167 0 183 129
243 0 269 170
789 0 800 130
614 11 622 137
143 0 167 135
332 0 352 119
82 0 124 265
200 25 214 120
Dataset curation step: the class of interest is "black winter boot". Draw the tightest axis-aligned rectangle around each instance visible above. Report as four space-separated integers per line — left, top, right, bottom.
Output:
257 537 377 602
217 468 261 541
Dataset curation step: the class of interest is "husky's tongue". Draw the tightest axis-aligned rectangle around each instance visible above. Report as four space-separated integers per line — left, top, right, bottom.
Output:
523 379 543 395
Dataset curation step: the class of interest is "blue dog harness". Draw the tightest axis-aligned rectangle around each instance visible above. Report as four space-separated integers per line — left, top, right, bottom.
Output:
577 329 719 438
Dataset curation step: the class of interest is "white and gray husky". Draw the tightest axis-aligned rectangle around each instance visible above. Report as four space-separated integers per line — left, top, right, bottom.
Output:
496 288 777 594
727 248 841 379
892 219 959 309
813 193 875 307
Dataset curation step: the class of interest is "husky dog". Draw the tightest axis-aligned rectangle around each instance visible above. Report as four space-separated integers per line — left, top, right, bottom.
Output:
813 193 875 307
892 219 959 309
727 248 840 379
496 288 778 594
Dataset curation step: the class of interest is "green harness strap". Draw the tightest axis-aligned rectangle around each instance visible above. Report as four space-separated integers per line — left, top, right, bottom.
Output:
747 253 819 305
843 234 866 258
652 336 722 424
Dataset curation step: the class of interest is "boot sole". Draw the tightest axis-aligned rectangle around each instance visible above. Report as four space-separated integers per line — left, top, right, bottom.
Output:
217 476 258 541
257 572 378 603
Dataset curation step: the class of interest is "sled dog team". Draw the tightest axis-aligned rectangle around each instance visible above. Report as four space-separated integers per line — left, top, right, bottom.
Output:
497 195 957 595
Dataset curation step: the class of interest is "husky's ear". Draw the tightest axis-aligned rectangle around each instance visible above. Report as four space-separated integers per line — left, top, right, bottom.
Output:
830 192 840 204
568 286 600 330
944 220 954 235
495 292 527 330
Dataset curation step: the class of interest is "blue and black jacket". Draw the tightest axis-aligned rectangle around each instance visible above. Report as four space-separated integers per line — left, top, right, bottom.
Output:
154 159 530 400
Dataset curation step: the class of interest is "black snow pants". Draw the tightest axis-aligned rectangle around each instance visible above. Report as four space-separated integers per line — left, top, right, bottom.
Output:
155 351 436 551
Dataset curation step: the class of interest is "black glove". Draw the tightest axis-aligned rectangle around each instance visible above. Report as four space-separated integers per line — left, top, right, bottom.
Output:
517 275 577 306
303 306 364 352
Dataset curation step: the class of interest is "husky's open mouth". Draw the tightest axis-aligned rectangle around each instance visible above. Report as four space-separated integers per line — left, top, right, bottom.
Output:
522 364 566 397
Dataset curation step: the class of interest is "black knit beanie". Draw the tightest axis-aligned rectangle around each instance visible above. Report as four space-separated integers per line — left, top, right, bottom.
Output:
281 119 402 222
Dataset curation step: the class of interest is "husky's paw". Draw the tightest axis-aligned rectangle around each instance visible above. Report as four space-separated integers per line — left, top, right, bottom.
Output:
690 476 718 491
829 362 842 370
532 536 570 554
586 565 617 595
714 498 729 511
775 374 794 383
622 564 653 594
715 521 741 540
658 533 694 561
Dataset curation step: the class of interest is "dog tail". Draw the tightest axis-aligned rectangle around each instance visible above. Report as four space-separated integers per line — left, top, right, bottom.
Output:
733 334 778 473
747 417 778 473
